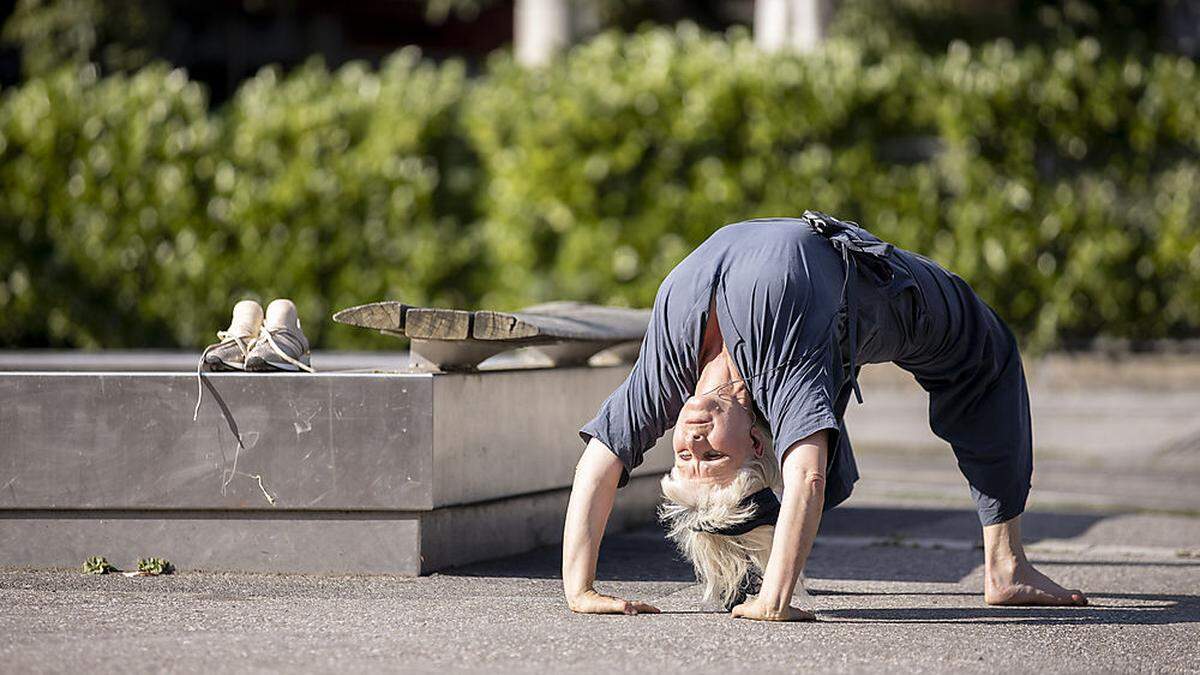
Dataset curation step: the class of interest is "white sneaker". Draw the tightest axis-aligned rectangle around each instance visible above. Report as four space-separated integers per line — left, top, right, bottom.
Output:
200 300 264 371
193 299 264 422
245 299 314 372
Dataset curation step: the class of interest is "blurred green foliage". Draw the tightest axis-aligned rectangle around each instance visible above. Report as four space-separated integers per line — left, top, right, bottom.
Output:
2 0 165 77
469 28 1200 347
0 63 216 348
1 26 1198 350
213 51 480 349
0 52 479 349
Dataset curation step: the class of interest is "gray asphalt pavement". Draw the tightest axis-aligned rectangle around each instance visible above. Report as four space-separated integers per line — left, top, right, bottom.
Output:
3 503 1198 674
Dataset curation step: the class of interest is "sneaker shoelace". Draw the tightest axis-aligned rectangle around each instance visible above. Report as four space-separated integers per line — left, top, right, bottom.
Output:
192 329 255 424
192 325 315 456
258 326 315 373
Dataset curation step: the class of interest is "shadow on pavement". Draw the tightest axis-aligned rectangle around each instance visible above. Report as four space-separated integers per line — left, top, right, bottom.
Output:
818 592 1200 626
446 525 695 582
442 503 1199 628
817 506 1103 542
446 505 1169 586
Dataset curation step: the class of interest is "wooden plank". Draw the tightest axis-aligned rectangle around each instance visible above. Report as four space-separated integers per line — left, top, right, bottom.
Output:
520 303 650 339
333 299 650 370
331 301 410 332
474 304 650 343
518 301 591 313
405 309 473 340
473 310 545 341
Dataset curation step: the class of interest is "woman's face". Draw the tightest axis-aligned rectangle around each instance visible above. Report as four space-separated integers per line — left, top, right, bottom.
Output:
671 386 762 486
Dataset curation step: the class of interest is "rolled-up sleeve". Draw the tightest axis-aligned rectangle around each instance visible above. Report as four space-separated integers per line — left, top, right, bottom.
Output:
579 282 697 487
578 360 665 487
764 331 842 462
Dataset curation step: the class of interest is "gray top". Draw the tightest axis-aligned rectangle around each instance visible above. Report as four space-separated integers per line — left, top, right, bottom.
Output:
581 213 1037 528
580 218 849 485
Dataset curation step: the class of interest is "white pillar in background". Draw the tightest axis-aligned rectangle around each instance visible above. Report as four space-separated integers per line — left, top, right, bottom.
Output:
755 0 834 54
755 0 791 52
515 0 572 67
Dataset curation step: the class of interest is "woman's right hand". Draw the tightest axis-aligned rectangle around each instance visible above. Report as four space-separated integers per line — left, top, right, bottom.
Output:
567 588 661 615
563 441 653 615
730 597 816 622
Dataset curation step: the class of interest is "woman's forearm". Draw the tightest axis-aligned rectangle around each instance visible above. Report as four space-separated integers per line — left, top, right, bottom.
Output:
756 432 829 609
561 438 624 600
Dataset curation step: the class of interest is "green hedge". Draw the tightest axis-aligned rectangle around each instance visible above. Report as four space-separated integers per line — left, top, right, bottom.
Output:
0 63 216 348
2 27 1199 350
1 50 480 349
469 29 1200 346
213 51 480 349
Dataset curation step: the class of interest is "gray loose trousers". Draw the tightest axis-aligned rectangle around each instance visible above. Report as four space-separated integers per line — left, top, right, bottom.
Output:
581 213 1032 526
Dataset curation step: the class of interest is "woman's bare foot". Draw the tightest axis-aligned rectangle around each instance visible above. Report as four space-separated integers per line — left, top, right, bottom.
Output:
985 558 1088 606
981 514 1087 606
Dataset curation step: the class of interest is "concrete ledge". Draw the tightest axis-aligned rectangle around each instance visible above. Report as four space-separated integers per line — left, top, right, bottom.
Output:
0 365 672 573
1 371 436 510
0 367 671 511
0 474 666 575
0 509 421 574
418 473 664 573
430 367 673 505
5 349 1199 574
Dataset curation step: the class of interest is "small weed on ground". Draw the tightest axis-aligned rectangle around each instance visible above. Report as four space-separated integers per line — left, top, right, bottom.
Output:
81 555 176 576
81 556 116 574
135 558 175 576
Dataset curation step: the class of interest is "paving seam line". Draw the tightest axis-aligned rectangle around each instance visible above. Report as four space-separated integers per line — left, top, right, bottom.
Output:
816 535 1199 560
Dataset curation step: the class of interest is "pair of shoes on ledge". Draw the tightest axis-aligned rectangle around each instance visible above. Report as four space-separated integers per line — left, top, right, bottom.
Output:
192 298 315 432
200 299 313 373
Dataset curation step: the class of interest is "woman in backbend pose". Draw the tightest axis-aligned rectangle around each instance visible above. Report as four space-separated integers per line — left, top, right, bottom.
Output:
562 212 1087 621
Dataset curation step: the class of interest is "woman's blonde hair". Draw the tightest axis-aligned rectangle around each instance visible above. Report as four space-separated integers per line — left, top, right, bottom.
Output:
658 421 784 608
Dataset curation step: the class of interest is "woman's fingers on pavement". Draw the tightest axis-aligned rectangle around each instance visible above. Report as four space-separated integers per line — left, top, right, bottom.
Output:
731 602 816 622
570 592 660 615
625 601 661 614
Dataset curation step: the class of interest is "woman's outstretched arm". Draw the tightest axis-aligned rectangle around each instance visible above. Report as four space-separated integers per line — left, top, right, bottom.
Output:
732 430 829 621
562 437 661 615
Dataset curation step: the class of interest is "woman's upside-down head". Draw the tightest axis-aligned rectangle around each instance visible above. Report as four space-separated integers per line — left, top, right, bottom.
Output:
659 401 792 608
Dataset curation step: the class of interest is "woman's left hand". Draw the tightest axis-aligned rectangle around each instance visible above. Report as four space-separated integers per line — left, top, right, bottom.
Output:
730 597 816 622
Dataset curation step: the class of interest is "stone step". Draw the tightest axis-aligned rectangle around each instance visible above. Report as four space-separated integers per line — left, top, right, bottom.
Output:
0 367 673 574
0 475 664 575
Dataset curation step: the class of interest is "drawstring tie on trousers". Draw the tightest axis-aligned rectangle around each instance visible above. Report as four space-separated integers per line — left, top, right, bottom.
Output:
802 210 895 405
